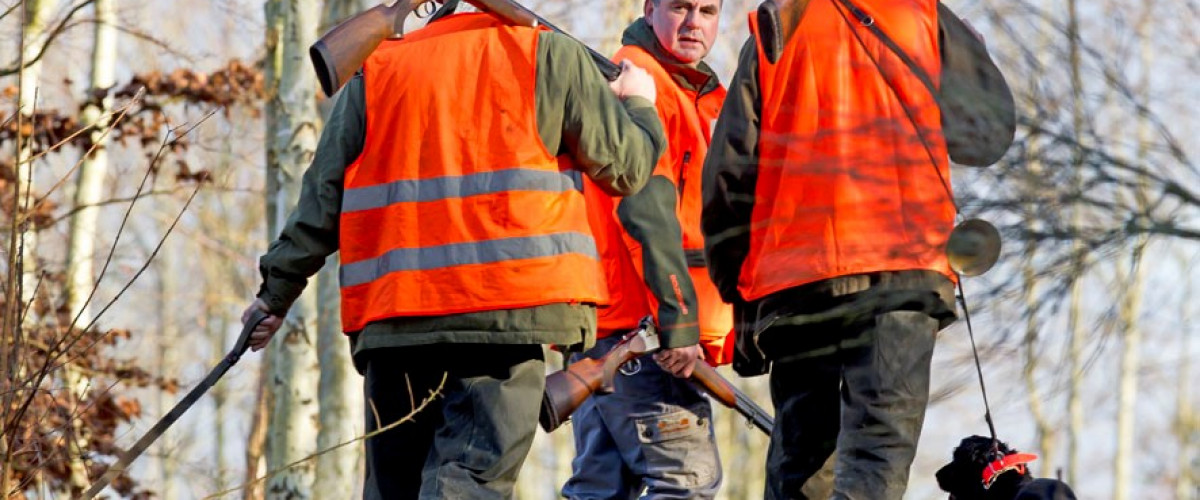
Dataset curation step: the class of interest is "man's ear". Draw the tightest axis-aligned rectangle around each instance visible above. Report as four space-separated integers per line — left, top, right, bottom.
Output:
644 0 655 18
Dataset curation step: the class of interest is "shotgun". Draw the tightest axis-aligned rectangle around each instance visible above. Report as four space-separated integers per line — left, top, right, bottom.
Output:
311 0 620 98
82 311 269 499
539 318 774 435
540 317 660 433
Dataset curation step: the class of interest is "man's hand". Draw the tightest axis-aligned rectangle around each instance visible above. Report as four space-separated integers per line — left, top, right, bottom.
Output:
608 60 657 105
241 298 284 352
654 344 702 378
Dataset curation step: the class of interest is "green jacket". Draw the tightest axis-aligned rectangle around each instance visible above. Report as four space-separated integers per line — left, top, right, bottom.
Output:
257 26 667 364
602 19 722 349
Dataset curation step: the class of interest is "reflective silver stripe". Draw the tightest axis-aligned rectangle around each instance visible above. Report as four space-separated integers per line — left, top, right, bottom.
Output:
340 232 598 288
343 168 582 213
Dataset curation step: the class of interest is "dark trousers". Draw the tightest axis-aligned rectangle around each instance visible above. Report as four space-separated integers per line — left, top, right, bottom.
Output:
561 335 722 499
361 343 545 500
762 310 938 500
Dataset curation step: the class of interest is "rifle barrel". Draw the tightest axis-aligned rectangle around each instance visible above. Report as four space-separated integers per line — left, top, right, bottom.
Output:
733 388 775 435
481 0 620 80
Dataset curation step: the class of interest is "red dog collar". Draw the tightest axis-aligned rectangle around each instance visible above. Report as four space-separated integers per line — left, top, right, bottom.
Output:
982 452 1038 488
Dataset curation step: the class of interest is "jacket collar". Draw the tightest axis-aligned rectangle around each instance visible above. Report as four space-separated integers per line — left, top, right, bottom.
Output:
621 18 720 97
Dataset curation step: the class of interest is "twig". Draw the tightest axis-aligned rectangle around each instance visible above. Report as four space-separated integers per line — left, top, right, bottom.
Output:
201 374 448 499
2 113 214 439
23 92 142 217
0 0 97 77
44 184 257 227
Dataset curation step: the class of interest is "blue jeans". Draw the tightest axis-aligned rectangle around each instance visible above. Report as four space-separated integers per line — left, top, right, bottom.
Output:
561 335 722 499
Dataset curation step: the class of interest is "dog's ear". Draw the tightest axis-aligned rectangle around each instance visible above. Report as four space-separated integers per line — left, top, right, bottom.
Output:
935 462 957 491
936 461 975 497
939 459 995 499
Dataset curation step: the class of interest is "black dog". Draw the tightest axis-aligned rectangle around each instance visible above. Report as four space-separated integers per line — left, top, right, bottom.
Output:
936 435 1078 499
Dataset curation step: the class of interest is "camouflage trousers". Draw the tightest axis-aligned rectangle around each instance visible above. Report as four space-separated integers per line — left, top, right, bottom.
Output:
561 335 723 499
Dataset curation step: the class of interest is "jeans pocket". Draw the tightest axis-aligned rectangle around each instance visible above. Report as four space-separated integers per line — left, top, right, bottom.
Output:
634 406 719 489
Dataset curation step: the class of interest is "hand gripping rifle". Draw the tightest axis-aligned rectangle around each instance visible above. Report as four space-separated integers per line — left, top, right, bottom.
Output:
540 317 774 436
81 310 270 499
310 0 620 98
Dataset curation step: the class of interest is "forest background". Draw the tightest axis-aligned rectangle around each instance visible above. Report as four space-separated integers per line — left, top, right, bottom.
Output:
0 0 1195 498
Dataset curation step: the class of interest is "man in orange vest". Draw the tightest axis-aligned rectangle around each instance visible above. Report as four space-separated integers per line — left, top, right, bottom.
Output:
561 0 731 498
240 11 666 499
703 0 965 498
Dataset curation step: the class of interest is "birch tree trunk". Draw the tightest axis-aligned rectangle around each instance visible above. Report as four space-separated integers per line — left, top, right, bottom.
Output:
263 0 323 496
1005 5 1057 474
59 0 119 492
320 0 370 33
156 226 181 499
65 0 117 323
17 0 48 319
314 254 363 498
600 0 640 55
1113 13 1154 497
1177 274 1194 500
1112 238 1146 500
0 0 51 491
1064 0 1086 485
309 3 369 495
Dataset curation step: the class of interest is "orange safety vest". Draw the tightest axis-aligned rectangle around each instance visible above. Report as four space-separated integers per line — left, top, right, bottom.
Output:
587 44 734 364
339 13 604 332
741 0 956 302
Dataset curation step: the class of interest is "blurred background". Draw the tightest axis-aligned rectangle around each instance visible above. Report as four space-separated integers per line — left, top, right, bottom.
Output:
0 0 1195 498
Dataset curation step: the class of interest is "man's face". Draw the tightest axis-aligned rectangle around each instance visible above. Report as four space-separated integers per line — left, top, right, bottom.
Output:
644 0 721 66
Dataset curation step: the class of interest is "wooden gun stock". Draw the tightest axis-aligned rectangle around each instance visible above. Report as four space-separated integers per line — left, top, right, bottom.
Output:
540 319 657 432
539 354 611 433
540 319 774 435
756 0 812 64
311 0 615 98
310 0 423 98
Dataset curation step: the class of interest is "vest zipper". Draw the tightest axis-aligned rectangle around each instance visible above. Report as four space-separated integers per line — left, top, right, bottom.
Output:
678 151 692 200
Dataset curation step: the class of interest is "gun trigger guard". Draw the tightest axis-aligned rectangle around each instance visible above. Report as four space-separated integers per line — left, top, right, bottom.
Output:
619 358 642 376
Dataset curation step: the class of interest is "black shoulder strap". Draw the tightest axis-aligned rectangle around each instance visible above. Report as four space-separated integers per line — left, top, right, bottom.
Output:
832 0 940 102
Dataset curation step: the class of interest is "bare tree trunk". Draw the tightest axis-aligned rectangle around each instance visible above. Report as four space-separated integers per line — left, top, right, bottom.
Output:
1006 5 1057 474
600 0 640 55
320 0 370 33
314 254 363 498
1113 237 1147 500
17 0 48 321
310 3 368 495
65 0 117 323
1113 13 1156 497
1020 245 1056 474
157 228 181 499
1177 272 1194 500
211 311 230 492
245 359 272 500
57 0 119 492
263 0 322 497
1064 0 1086 486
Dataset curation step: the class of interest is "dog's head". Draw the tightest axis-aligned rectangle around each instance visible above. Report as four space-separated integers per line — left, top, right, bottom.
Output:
935 435 1021 499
